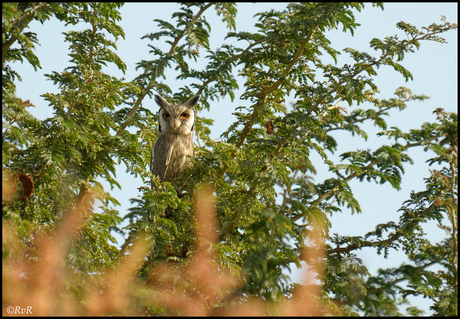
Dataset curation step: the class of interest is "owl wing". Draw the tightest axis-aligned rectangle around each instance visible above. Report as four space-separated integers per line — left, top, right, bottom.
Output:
150 134 169 181
164 143 174 180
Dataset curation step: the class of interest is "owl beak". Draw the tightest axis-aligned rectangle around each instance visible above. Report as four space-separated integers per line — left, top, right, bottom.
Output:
172 119 181 130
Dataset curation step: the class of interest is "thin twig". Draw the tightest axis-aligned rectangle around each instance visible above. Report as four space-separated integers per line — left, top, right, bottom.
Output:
116 3 215 136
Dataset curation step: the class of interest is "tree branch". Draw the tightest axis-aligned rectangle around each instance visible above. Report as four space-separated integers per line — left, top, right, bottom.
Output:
169 2 215 55
328 189 447 255
11 2 49 27
218 25 318 177
116 2 215 136
2 2 49 64
239 27 317 147
221 27 320 235
365 260 440 296
195 38 265 96
289 158 377 224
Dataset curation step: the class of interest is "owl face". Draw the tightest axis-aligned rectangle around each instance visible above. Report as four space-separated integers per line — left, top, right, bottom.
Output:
155 95 199 135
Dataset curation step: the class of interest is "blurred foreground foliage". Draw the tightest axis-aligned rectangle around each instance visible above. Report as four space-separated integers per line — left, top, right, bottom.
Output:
2 2 457 316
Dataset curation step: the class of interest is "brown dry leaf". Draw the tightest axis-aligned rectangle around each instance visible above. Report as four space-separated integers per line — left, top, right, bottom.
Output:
19 174 34 201
265 120 275 134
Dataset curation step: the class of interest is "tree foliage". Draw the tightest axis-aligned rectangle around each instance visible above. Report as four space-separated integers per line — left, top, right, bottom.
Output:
2 2 457 316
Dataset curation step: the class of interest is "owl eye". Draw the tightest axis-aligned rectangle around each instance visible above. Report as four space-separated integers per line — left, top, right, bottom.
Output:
162 112 170 119
181 112 190 119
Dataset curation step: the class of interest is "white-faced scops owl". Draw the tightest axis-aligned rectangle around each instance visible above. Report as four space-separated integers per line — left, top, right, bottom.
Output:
150 94 199 196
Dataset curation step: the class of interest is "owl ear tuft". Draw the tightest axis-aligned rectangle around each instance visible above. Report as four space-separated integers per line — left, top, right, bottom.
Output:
185 95 200 108
158 109 163 132
154 95 169 109
190 109 196 131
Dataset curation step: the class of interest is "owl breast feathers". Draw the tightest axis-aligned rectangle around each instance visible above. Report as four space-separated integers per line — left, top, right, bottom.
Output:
150 94 200 191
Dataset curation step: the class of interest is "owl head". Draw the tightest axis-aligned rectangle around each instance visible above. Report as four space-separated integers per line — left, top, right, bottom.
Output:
154 94 199 134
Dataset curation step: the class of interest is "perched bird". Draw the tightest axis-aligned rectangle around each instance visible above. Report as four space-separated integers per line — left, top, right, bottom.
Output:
150 94 199 197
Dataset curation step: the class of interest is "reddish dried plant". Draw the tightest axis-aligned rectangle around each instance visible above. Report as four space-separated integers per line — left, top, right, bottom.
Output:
2 183 330 316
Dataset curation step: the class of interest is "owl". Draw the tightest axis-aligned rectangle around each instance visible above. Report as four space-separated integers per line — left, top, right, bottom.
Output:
150 94 199 196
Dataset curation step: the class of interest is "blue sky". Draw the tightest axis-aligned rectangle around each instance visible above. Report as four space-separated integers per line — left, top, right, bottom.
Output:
10 2 458 315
